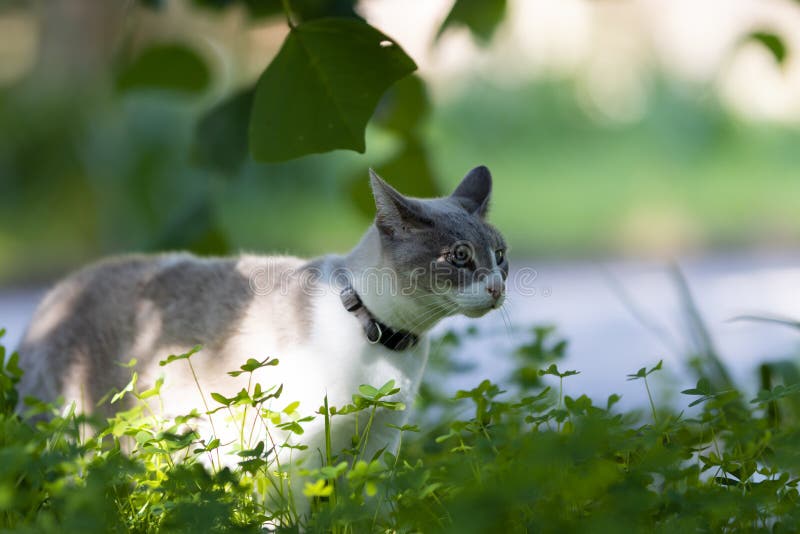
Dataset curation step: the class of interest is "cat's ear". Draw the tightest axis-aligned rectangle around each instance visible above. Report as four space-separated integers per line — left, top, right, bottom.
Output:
369 169 433 236
451 165 492 218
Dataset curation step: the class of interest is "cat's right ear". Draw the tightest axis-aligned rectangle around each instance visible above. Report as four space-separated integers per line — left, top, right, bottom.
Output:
451 165 492 218
369 169 433 236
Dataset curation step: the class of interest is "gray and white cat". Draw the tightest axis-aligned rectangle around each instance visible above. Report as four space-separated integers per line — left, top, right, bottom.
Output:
17 166 507 467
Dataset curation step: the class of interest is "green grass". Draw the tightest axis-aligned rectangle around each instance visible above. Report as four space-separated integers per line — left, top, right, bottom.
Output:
2 323 800 533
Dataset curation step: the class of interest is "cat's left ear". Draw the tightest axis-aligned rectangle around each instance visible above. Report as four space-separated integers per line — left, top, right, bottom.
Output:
369 169 433 236
451 165 492 218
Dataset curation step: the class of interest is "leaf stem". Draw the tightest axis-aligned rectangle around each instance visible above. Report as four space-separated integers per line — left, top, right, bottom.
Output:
186 359 221 469
323 395 337 510
280 0 295 28
644 376 657 424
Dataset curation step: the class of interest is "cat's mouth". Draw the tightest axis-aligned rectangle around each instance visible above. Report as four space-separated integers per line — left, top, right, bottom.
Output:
448 290 505 318
461 300 502 318
462 307 492 318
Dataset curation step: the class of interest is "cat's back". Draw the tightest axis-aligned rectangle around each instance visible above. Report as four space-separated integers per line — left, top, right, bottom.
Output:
16 252 307 412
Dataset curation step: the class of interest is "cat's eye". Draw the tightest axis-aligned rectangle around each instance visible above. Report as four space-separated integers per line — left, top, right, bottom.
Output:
449 242 474 267
494 249 506 264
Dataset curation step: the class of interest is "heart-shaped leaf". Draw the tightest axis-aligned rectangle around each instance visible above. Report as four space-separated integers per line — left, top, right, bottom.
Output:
249 17 416 162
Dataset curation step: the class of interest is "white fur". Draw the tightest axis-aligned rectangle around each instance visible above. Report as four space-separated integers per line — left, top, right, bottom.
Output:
133 255 430 470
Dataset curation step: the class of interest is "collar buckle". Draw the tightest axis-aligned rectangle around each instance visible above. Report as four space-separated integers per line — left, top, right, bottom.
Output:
339 285 418 351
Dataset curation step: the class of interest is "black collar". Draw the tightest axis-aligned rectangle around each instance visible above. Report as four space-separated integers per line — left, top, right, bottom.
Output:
340 285 419 351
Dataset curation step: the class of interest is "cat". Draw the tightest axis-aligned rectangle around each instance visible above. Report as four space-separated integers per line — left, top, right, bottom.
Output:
16 166 508 475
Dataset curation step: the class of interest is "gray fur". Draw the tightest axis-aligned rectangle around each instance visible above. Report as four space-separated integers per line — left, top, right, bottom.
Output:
17 254 308 414
367 166 507 298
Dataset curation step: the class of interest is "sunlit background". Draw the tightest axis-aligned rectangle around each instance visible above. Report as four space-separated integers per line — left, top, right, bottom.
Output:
1 0 799 405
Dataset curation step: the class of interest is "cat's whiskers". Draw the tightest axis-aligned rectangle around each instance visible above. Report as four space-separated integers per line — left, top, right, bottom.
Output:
390 292 457 330
401 292 454 303
395 300 458 336
499 303 513 340
402 301 456 333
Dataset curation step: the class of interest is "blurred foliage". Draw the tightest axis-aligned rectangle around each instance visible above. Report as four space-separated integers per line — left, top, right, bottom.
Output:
115 43 211 94
437 0 508 44
348 136 438 217
348 74 439 216
194 88 255 175
186 0 359 21
748 31 788 65
4 320 800 531
0 0 798 284
371 74 431 136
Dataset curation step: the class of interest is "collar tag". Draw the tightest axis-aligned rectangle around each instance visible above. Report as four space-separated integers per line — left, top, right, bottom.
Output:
366 321 382 344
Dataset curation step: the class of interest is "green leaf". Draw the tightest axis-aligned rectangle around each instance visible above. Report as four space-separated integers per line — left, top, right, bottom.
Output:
320 461 348 479
748 32 787 65
283 400 300 414
136 376 164 400
241 358 272 373
437 0 507 44
377 380 396 396
303 479 333 498
111 372 138 404
627 360 663 381
159 345 202 367
237 440 265 457
681 378 712 396
249 17 417 162
277 421 305 434
210 392 231 406
688 395 714 408
751 383 800 404
627 367 647 381
116 43 211 94
538 364 579 378
358 384 380 398
377 401 405 411
386 423 420 433
3 351 22 380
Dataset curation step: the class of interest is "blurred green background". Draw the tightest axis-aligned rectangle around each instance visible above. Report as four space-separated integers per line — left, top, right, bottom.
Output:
1 0 798 285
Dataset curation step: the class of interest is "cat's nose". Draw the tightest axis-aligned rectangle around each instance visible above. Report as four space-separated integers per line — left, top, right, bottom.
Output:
486 280 504 301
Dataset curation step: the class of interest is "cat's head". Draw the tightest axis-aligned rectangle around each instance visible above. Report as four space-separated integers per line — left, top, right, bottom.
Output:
369 166 508 326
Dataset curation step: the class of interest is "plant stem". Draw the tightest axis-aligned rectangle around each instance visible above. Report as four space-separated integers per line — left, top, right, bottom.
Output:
186 359 221 469
558 377 563 432
644 376 657 424
358 404 378 461
323 395 338 510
